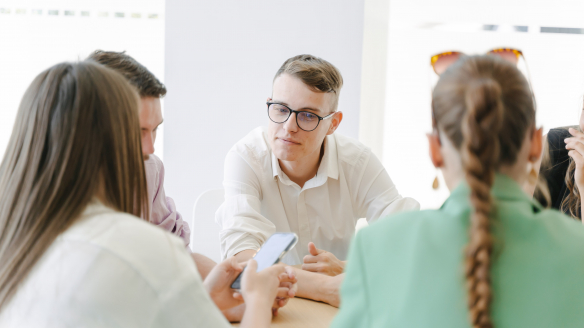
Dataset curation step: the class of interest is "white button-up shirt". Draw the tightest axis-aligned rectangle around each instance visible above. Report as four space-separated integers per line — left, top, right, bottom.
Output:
0 202 230 328
216 127 420 265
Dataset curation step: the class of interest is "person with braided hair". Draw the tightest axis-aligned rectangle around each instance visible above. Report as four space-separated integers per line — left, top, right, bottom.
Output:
331 54 584 328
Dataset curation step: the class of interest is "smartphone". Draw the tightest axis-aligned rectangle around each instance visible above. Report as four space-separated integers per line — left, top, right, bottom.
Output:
230 232 298 290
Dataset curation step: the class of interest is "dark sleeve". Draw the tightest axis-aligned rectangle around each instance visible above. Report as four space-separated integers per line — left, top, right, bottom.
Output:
537 128 573 210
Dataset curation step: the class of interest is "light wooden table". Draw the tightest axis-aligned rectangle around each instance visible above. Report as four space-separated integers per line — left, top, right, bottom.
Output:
232 264 338 327
232 297 338 328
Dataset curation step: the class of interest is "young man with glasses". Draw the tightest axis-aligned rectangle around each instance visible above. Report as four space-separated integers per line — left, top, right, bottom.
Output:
217 54 419 306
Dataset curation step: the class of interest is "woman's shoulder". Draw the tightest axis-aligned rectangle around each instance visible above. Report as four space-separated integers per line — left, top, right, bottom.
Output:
535 208 584 245
64 203 197 288
358 208 466 253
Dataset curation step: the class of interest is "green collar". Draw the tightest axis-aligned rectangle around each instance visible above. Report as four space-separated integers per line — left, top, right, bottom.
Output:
442 174 543 212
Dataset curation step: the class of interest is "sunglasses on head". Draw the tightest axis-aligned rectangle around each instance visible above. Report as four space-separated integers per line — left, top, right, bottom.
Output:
430 48 524 75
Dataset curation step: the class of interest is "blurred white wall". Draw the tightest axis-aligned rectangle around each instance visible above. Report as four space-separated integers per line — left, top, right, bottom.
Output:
164 0 365 218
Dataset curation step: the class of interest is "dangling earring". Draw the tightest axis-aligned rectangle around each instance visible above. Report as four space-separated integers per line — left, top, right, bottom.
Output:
528 156 538 185
432 170 440 190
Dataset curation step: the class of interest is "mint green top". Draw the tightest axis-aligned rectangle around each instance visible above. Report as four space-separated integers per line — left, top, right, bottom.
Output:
332 174 584 328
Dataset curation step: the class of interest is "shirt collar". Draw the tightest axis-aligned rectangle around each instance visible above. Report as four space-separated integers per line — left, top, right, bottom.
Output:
442 173 543 212
271 134 340 183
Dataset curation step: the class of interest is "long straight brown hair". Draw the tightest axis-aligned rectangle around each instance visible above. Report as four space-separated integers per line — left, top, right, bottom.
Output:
432 55 535 328
0 61 149 309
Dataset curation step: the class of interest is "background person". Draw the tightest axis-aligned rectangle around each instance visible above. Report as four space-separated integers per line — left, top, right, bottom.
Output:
87 50 190 245
532 100 584 222
332 55 584 328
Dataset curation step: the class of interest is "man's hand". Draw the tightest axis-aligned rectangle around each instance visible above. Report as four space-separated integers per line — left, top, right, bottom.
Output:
302 242 345 276
203 257 245 311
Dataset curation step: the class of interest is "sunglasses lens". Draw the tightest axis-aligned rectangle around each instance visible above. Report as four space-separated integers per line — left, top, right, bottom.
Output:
432 53 461 75
489 49 520 65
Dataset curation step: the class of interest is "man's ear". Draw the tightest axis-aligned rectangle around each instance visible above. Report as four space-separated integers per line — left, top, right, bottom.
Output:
326 111 343 135
529 127 543 161
427 132 444 168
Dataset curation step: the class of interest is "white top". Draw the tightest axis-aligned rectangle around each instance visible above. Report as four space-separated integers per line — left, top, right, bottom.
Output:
216 127 420 264
0 202 230 328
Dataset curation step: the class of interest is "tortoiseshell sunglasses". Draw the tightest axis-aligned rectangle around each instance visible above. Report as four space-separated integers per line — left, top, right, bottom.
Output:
430 48 524 75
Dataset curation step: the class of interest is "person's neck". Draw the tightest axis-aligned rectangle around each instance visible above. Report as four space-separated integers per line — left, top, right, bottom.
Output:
279 144 324 188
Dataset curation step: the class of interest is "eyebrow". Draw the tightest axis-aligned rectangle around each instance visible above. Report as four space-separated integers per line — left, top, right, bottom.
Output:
272 101 322 114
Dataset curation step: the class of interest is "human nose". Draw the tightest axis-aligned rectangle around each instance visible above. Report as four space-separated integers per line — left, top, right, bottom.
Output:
142 131 155 155
282 111 298 132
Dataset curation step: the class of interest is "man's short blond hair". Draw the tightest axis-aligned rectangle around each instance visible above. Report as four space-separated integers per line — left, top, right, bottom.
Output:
274 54 343 112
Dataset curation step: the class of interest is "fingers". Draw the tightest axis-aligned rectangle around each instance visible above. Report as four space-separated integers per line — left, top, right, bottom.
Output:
276 286 291 298
301 262 323 273
284 266 296 280
278 297 289 307
228 256 245 272
308 242 323 256
261 263 287 279
278 272 297 284
218 256 245 274
569 150 584 166
289 281 298 297
568 128 584 139
246 259 257 272
303 254 319 264
279 281 293 289
565 140 584 157
272 296 289 310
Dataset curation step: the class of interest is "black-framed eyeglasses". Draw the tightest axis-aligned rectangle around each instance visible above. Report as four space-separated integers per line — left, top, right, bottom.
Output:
267 102 334 132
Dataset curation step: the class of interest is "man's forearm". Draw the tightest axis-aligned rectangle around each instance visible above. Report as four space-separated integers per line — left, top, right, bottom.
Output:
294 269 342 307
190 253 217 280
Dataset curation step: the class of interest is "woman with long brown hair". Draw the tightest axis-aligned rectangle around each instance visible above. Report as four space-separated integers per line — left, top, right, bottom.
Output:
534 105 584 221
332 55 584 328
0 61 285 327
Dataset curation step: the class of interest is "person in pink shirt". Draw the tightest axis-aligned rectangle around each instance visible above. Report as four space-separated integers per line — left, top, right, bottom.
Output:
88 50 190 245
87 51 296 321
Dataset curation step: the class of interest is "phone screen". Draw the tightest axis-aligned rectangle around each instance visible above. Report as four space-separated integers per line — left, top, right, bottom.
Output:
230 233 297 289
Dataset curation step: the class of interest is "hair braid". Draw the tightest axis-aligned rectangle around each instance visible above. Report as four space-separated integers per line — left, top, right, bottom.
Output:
460 78 504 328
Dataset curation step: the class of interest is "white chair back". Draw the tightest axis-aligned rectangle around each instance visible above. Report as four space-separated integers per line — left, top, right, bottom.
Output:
190 188 224 263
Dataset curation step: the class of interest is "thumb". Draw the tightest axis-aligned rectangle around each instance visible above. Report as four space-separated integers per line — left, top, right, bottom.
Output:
230 257 245 272
308 242 322 256
246 259 258 273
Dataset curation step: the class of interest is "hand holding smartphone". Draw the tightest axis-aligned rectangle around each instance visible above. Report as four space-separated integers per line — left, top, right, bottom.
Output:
231 232 298 289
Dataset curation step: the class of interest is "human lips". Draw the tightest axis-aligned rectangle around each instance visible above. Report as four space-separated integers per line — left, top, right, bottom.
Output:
277 137 301 145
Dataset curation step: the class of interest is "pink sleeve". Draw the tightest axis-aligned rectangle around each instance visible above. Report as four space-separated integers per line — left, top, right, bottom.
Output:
146 155 191 246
